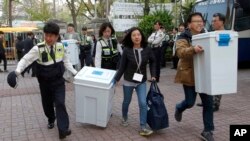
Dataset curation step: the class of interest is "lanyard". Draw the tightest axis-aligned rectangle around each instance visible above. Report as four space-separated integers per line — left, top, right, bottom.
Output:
133 49 142 74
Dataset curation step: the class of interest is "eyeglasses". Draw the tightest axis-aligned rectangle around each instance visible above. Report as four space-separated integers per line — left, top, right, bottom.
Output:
191 20 204 23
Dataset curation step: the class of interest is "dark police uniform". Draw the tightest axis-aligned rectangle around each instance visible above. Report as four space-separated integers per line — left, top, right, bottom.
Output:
79 34 93 68
95 37 119 70
15 41 77 135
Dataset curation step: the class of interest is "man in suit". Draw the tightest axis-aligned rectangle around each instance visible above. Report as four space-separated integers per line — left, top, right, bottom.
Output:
21 32 37 77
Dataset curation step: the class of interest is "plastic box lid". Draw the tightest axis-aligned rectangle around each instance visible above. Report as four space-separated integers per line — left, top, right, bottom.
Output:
74 66 117 89
192 31 238 42
62 39 78 47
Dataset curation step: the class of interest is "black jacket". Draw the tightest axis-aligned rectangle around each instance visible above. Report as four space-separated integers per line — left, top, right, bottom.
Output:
115 47 156 83
23 38 34 54
16 40 24 52
0 40 5 55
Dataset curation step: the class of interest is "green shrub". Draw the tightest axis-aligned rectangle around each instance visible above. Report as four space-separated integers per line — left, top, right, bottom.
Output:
138 10 174 37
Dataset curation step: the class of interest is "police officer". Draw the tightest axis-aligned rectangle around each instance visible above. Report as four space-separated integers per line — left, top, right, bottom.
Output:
7 22 77 139
148 21 165 82
95 22 120 70
79 27 93 68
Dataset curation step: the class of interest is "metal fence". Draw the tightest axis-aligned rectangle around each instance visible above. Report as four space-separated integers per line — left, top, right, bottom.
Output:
4 47 18 65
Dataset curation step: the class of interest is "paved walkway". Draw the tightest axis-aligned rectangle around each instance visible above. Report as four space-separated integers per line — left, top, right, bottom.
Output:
0 64 249 141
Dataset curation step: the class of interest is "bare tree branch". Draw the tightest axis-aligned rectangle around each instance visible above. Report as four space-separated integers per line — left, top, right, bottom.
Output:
81 0 94 17
80 13 92 20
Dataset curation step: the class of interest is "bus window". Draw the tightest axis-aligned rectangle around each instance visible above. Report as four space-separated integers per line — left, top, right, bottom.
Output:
234 1 250 31
194 0 234 31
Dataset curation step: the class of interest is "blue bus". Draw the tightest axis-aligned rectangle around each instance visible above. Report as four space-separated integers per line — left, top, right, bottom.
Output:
193 0 250 67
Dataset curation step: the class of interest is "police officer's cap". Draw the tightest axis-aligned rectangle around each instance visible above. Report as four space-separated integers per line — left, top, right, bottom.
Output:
7 71 18 88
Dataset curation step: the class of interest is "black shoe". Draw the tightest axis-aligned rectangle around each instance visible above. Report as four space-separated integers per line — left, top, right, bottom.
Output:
196 103 203 107
200 131 214 141
174 108 182 122
59 129 71 139
47 122 54 129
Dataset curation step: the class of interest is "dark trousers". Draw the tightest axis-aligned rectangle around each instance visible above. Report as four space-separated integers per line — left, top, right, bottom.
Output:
39 81 69 132
150 47 161 81
172 55 179 69
80 51 93 68
0 53 7 70
22 62 36 76
17 51 24 61
213 95 222 108
176 85 214 132
101 59 117 70
161 45 167 67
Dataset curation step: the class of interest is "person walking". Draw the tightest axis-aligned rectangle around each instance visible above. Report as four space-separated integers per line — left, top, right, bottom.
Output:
79 27 93 68
63 23 81 41
21 32 37 77
0 31 8 72
7 22 77 139
196 13 226 112
95 22 121 70
148 21 165 82
114 27 156 136
174 13 215 141
15 36 24 61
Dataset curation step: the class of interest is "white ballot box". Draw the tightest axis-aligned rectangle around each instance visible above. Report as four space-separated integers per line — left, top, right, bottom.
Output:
192 31 238 95
62 39 79 65
74 66 116 127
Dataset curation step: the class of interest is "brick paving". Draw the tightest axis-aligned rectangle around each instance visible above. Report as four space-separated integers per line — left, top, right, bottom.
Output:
0 63 249 141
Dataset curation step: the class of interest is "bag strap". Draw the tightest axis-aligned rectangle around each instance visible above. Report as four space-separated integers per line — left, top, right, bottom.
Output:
150 81 161 94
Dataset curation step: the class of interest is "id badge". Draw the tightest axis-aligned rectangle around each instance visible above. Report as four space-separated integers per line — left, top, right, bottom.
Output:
103 50 111 55
133 73 143 82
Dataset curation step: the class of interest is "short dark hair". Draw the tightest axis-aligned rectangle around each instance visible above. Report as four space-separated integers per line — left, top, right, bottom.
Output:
154 21 163 26
27 32 34 36
179 23 185 28
174 27 178 32
186 12 204 24
43 22 60 35
17 36 22 41
67 23 75 28
213 13 226 24
82 27 87 31
0 31 4 34
99 22 115 37
121 27 147 48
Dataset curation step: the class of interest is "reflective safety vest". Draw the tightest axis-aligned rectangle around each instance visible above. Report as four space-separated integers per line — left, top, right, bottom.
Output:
37 41 65 65
99 38 118 59
36 42 65 82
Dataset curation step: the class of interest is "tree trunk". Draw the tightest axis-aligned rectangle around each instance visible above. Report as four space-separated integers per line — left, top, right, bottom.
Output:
8 0 12 27
144 0 150 16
